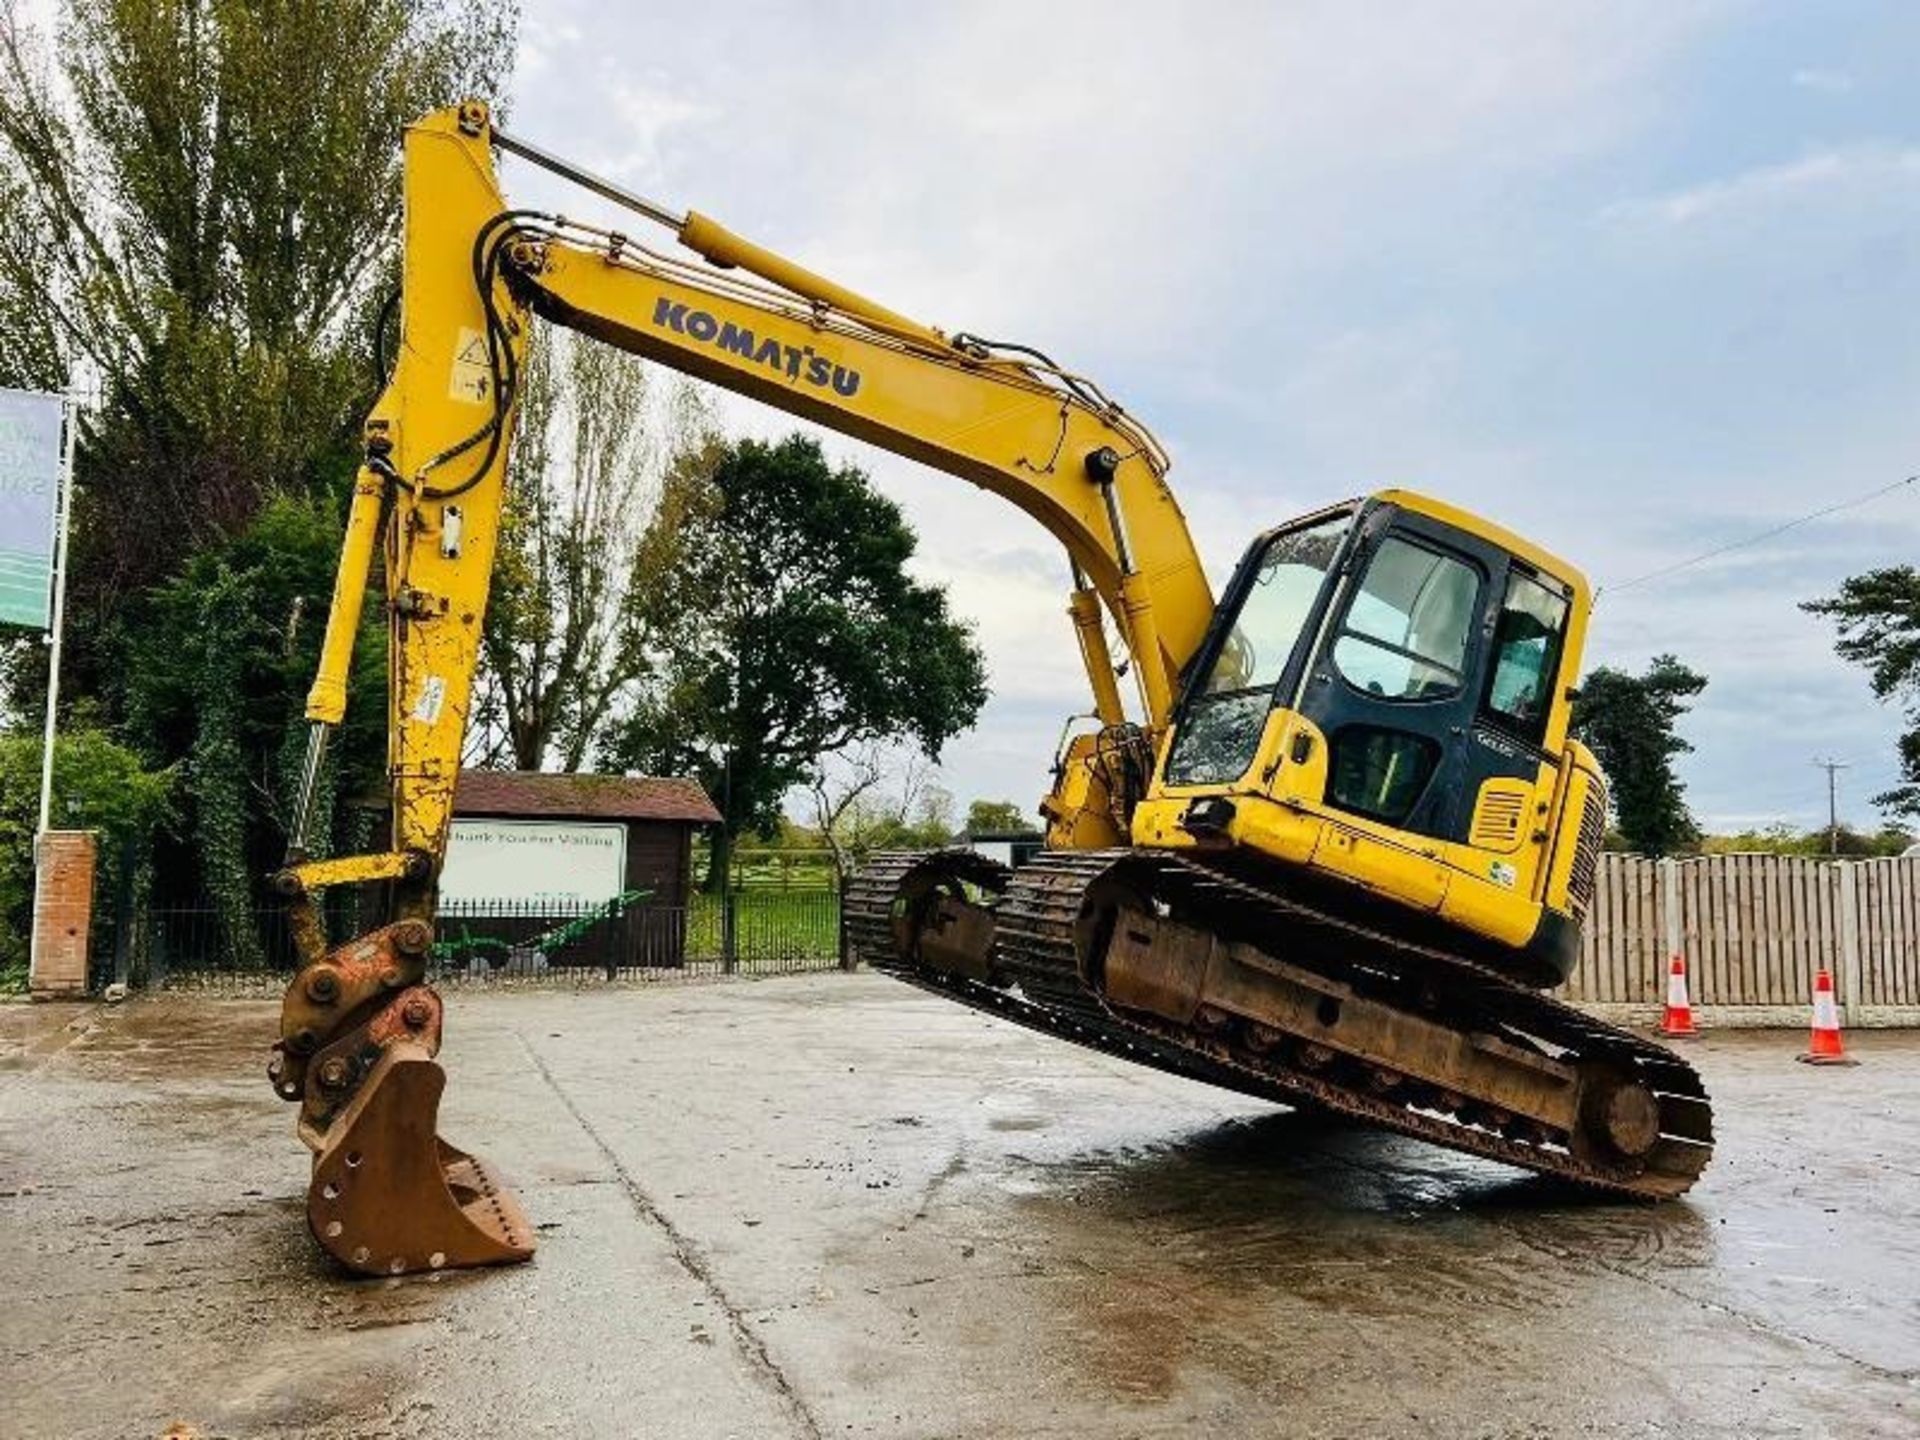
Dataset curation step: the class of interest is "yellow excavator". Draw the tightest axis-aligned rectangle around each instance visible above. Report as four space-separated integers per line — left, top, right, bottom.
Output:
271 103 1713 1277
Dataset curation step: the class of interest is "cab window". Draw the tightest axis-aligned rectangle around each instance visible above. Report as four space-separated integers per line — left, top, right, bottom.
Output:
1165 512 1350 786
1331 536 1478 701
1483 569 1569 744
1327 726 1439 823
1196 515 1351 697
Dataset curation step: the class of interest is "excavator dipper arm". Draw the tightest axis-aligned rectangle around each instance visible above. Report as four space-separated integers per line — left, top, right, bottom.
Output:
270 102 1217 1275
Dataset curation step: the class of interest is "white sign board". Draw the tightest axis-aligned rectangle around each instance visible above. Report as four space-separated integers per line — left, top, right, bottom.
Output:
439 819 628 906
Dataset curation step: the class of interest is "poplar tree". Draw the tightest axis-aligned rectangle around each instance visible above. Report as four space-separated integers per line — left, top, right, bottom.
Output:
475 329 711 772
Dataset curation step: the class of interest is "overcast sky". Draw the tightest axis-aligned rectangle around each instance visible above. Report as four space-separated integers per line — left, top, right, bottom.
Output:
504 1 1920 832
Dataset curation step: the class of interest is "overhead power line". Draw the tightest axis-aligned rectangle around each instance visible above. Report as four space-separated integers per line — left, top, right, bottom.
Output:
1597 471 1918 599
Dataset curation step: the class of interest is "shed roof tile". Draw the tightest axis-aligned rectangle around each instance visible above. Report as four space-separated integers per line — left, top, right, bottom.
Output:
451 770 721 824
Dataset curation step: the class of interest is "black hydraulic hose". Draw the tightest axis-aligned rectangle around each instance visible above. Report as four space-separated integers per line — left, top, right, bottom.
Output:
415 209 557 499
372 286 401 388
952 332 1104 408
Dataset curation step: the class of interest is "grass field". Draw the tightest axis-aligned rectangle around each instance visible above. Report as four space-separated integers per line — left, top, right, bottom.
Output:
685 887 840 964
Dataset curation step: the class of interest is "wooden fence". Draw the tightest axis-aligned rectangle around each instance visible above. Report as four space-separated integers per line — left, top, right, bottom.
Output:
1566 853 1920 1025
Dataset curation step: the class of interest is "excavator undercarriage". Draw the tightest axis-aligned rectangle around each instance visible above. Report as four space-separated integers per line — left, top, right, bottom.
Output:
846 849 1713 1199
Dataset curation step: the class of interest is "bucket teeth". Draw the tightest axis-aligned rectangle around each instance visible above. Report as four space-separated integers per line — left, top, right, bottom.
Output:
303 1042 533 1276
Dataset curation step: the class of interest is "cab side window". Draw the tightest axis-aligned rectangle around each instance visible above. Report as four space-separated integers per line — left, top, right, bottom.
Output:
1483 569 1569 745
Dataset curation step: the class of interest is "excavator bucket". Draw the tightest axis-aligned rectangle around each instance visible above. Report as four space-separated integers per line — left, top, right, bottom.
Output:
301 1038 534 1276
273 923 533 1277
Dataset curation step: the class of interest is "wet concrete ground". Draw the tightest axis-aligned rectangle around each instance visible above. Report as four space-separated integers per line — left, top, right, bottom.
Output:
2 975 1915 1439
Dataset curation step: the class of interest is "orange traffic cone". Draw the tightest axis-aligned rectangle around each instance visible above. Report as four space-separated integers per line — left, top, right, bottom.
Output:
1660 953 1698 1037
1798 969 1857 1065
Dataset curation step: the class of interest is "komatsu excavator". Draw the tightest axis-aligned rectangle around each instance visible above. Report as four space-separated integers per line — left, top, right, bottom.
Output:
271 102 1713 1276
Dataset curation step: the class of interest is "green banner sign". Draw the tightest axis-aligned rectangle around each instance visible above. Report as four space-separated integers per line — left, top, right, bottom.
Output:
0 387 63 630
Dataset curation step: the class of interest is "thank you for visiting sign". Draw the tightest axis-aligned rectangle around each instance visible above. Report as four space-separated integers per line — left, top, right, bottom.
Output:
439 818 628 906
0 387 64 630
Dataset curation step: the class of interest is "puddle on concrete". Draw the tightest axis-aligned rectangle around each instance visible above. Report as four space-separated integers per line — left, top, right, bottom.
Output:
993 1108 1721 1407
987 1115 1051 1133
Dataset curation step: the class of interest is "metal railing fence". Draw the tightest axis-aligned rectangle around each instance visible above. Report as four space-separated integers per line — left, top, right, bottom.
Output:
102 854 1920 1023
111 887 843 989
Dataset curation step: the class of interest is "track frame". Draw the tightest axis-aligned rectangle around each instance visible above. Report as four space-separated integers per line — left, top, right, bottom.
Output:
846 849 1714 1199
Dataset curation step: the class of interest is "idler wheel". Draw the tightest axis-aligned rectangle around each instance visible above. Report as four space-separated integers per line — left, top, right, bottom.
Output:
1580 1072 1662 1161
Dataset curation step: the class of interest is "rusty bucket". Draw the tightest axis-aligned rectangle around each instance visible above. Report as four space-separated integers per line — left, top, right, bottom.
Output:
301 1029 534 1275
275 925 533 1277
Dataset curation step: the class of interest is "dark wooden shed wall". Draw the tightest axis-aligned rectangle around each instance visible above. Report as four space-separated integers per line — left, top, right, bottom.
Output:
623 822 695 907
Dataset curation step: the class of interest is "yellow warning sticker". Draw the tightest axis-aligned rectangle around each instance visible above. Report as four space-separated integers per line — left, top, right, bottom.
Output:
448 327 492 405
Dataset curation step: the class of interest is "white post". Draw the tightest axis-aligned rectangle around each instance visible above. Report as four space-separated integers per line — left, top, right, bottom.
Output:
1661 856 1682 961
1836 861 1863 1027
32 394 75 862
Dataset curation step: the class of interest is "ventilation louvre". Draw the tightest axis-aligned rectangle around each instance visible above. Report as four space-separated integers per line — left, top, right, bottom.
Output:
1567 775 1608 919
1470 783 1529 852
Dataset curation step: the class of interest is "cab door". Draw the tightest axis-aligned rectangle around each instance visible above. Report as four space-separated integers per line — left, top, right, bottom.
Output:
1290 509 1490 852
1451 561 1576 897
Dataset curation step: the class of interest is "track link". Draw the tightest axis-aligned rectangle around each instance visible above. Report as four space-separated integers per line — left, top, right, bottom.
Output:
846 848 1714 1199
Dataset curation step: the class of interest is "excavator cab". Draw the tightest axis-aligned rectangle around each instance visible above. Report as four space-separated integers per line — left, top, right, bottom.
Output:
1133 489 1604 988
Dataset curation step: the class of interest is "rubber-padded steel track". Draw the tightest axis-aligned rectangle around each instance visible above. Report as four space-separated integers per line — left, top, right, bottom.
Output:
845 852 1317 1106
847 849 1713 1199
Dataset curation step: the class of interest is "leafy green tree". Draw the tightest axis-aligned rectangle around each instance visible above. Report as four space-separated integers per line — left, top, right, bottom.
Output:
120 495 386 951
0 0 515 629
964 799 1030 834
1803 568 1920 818
1700 822 1913 858
0 0 514 913
1571 654 1706 856
0 725 173 983
872 783 956 851
604 435 988 889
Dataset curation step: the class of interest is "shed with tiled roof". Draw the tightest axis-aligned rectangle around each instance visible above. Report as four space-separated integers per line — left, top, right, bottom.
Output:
444 771 718 921
359 770 720 969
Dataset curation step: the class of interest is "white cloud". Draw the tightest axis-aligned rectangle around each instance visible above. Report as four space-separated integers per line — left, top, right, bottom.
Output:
508 1 1716 362
1602 144 1920 226
1791 67 1856 93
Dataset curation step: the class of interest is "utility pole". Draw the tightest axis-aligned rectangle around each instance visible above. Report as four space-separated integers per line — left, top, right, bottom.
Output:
1814 757 1850 855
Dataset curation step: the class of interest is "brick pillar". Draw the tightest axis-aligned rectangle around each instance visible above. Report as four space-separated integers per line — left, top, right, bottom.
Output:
30 830 97 999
